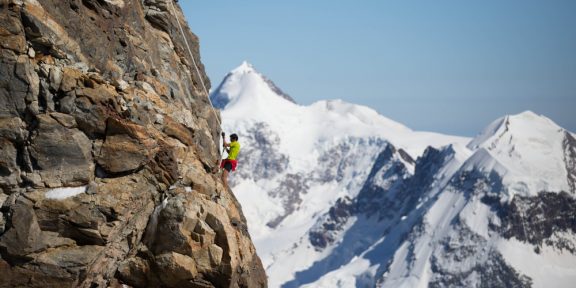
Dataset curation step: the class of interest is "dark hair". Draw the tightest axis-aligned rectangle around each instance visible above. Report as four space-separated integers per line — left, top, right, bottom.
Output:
230 133 238 141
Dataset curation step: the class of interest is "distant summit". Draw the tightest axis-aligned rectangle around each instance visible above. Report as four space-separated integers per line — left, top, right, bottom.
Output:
464 110 574 199
468 110 563 150
210 61 295 110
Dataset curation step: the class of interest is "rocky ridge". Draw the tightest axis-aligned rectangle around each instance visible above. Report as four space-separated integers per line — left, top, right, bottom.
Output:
0 0 266 287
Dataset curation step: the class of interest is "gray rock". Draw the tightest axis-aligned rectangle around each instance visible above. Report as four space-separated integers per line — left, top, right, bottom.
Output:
208 244 223 266
0 117 27 143
40 78 55 112
145 9 170 32
16 55 40 105
0 214 5 235
49 66 63 91
71 88 116 138
0 139 21 193
29 114 93 187
0 51 30 117
50 112 77 128
0 194 7 208
21 172 44 188
28 47 35 58
0 194 6 234
34 245 104 268
0 197 47 257
58 93 76 114
194 129 219 169
112 79 129 91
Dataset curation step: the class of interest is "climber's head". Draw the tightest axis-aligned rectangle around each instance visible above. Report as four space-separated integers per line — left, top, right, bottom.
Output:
230 133 238 142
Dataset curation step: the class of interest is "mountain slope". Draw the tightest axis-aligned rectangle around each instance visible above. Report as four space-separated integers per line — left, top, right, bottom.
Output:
212 61 576 287
305 112 576 288
211 62 471 286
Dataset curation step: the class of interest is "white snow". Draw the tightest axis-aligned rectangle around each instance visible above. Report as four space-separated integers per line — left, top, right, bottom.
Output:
211 61 576 287
497 237 576 288
466 111 572 199
212 61 472 286
233 179 284 241
44 186 87 200
300 256 375 288
459 196 493 239
215 61 470 163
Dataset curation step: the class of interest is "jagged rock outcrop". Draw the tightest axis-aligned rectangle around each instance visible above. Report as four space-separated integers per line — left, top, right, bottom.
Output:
0 0 266 287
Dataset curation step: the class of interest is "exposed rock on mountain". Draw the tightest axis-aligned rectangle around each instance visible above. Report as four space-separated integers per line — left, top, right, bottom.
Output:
211 62 472 287
212 60 576 287
0 1 266 287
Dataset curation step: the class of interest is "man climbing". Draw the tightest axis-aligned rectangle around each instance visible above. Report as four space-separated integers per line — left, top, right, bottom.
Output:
220 132 240 187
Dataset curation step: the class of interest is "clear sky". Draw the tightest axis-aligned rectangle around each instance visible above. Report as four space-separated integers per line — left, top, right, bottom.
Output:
180 1 576 136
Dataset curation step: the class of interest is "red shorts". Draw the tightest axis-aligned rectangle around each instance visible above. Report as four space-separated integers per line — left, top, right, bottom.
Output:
221 159 238 172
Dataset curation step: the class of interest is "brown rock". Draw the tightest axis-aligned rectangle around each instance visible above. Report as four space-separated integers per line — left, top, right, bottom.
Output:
50 111 76 128
60 67 83 92
156 252 199 286
0 5 27 53
151 142 180 186
117 256 153 288
0 0 267 287
193 220 216 247
164 116 194 146
97 118 158 174
191 248 212 274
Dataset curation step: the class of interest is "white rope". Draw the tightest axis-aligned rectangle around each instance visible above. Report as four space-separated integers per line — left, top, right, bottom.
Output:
168 0 222 128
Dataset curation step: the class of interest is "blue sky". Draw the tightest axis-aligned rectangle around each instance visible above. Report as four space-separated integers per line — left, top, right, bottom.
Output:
181 1 576 136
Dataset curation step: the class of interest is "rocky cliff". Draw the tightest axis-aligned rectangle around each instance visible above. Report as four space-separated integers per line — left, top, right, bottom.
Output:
0 0 266 287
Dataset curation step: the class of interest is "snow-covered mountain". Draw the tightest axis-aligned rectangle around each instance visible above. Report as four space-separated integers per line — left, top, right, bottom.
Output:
211 62 576 287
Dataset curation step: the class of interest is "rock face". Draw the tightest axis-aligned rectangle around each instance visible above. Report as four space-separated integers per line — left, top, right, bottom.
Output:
0 0 266 287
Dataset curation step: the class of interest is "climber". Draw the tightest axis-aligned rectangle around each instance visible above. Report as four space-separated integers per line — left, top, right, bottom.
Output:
220 132 240 187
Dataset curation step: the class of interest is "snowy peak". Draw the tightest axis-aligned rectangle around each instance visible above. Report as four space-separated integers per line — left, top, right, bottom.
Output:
210 61 295 110
467 110 564 150
464 110 574 198
230 60 256 74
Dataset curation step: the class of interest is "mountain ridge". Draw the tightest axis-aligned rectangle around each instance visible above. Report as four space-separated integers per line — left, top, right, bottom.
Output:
213 61 576 287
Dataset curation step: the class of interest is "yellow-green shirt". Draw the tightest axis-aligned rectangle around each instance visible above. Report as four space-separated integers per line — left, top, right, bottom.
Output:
227 141 240 160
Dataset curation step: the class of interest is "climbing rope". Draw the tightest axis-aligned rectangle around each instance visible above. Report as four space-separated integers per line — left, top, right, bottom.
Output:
168 0 222 128
168 0 225 166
